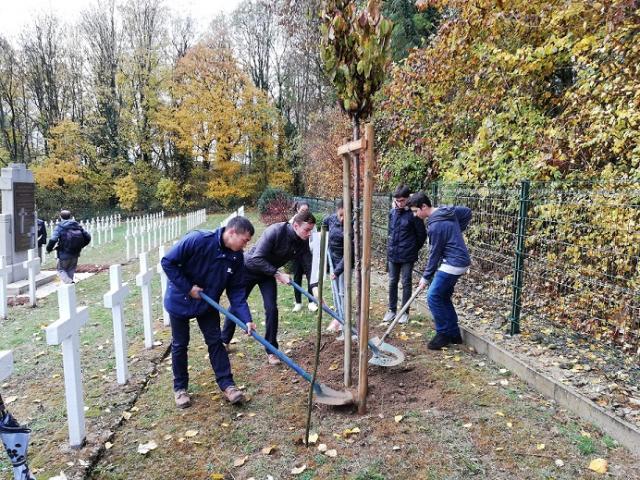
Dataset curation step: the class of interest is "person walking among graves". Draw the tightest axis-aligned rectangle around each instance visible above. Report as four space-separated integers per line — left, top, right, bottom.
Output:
408 192 472 350
36 218 47 260
46 210 91 284
1 393 36 480
161 216 257 408
221 210 317 365
384 185 427 324
290 201 318 313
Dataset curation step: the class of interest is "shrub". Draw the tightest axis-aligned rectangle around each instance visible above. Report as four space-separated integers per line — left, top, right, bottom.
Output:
257 187 293 225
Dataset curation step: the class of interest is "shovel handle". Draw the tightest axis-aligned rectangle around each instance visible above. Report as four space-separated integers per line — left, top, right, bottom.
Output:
199 292 317 389
289 280 383 355
378 284 425 346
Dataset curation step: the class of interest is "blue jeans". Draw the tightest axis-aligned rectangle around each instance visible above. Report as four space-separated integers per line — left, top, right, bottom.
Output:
388 261 414 313
292 259 311 303
427 271 462 337
170 308 234 392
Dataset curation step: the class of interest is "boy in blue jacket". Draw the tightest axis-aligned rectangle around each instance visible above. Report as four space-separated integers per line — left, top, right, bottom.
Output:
408 192 472 350
385 185 427 324
161 216 256 408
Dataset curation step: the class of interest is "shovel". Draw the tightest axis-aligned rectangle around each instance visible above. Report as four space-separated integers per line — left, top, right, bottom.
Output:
369 284 425 363
290 281 404 367
200 292 353 406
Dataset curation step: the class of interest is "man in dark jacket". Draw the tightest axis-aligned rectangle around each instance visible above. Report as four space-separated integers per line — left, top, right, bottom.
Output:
409 192 472 350
46 210 91 284
221 210 316 365
385 185 427 324
161 216 256 408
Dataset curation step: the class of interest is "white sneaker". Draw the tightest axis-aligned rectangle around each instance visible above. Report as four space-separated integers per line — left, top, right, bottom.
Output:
308 303 319 312
398 313 409 324
382 310 396 323
292 303 302 312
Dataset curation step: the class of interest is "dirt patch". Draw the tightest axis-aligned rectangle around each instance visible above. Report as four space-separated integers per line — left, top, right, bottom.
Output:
7 296 30 306
76 264 111 274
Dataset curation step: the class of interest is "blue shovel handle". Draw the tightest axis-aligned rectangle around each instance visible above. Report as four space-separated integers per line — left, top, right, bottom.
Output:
289 280 382 355
199 292 320 392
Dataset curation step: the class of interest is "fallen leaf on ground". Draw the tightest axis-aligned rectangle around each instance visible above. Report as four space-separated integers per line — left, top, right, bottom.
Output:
261 445 276 455
291 465 307 475
325 449 338 457
463 423 472 429
233 456 248 467
588 458 608 474
555 459 564 467
536 443 546 451
48 472 68 480
122 411 132 420
495 411 505 417
394 415 403 423
4 396 17 405
105 442 113 450
317 443 327 452
137 440 158 455
184 430 198 438
328 363 338 371
307 432 319 444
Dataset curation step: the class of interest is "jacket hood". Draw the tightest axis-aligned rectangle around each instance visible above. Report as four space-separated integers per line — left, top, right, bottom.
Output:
59 219 80 229
427 206 457 225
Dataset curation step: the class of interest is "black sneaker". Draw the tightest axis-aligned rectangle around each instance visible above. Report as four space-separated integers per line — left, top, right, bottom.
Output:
448 333 463 344
428 333 451 350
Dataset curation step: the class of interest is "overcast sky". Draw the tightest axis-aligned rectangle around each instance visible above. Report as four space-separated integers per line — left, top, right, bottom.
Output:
0 0 244 42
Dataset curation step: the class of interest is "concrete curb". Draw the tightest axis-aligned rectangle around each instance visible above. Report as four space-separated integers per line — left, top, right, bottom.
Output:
460 325 640 456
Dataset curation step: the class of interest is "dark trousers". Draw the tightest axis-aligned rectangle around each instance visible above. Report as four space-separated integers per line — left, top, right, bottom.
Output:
388 261 415 313
170 308 234 392
292 259 311 303
222 271 279 353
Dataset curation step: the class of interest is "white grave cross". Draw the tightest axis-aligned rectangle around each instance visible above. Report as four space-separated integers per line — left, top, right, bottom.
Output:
136 252 154 348
46 284 88 448
103 265 131 384
23 248 40 307
0 350 13 382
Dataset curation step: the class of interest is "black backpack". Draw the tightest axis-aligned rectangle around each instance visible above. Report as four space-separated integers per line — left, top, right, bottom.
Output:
60 227 86 253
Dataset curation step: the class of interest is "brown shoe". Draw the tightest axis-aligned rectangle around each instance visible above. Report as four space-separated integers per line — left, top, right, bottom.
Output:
174 389 191 409
223 385 245 404
267 353 281 365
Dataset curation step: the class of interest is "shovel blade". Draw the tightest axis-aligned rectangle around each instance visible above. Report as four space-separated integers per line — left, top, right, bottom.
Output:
368 336 405 367
314 383 354 406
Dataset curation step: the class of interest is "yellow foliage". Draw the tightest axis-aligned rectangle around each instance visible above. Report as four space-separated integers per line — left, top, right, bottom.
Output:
33 160 82 189
114 174 139 212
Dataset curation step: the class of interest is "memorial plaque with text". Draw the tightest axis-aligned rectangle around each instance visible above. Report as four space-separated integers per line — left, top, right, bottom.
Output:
13 182 35 252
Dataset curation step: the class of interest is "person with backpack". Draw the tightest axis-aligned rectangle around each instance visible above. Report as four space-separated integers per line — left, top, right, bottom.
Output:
46 210 91 284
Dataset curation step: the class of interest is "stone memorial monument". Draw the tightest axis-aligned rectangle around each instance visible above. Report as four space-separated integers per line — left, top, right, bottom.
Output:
0 163 36 283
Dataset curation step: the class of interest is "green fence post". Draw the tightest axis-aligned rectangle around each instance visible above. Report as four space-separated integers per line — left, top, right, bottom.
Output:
431 182 439 207
509 180 531 335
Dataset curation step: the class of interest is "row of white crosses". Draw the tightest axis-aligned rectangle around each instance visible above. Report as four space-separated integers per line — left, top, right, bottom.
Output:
185 208 207 230
219 206 245 228
41 214 122 266
42 244 164 447
125 213 176 261
8 207 234 447
0 250 41 319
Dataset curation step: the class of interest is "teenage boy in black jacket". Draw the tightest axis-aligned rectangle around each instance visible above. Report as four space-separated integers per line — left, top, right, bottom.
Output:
221 210 316 365
385 185 427 324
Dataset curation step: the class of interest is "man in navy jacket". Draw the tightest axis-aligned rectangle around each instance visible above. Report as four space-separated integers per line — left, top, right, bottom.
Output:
385 185 427 324
162 216 256 408
409 192 472 350
221 210 316 365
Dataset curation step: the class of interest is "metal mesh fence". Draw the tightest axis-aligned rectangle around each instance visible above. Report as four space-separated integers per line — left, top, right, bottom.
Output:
297 180 640 352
